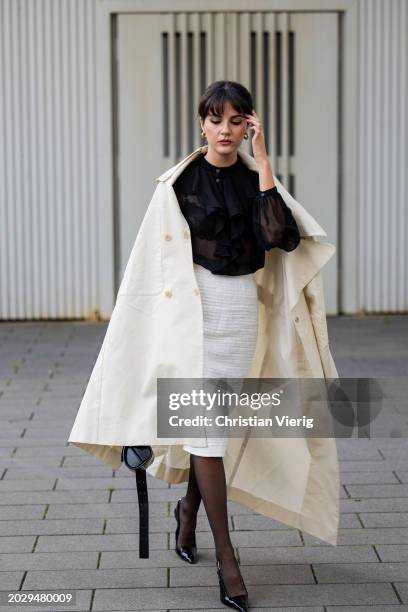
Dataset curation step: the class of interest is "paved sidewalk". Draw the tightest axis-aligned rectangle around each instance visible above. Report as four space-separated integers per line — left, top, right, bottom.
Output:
0 316 407 611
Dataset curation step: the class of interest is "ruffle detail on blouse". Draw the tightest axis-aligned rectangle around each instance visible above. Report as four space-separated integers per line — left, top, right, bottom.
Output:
189 161 256 271
173 153 301 275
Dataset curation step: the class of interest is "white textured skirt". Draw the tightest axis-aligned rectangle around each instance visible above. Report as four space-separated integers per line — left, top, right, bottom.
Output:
183 262 258 457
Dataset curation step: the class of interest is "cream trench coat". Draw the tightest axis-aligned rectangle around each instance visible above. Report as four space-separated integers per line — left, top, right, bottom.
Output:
68 144 340 546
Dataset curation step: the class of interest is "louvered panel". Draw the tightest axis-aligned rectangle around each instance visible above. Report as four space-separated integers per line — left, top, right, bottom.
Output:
264 12 278 172
191 12 202 152
358 0 408 312
160 11 285 163
178 13 189 156
237 13 252 158
228 12 239 80
0 0 99 319
252 13 265 128
168 13 177 162
202 13 214 88
214 12 227 79
277 13 290 187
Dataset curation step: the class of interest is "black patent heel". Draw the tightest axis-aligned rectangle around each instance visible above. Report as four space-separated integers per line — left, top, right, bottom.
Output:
216 557 249 612
174 497 198 564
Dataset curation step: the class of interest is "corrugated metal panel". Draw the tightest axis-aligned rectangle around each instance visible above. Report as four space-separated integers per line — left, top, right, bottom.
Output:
358 0 407 312
0 0 99 319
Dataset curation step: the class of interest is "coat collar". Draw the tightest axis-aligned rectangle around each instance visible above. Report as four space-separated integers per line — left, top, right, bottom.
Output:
155 145 328 238
155 145 259 183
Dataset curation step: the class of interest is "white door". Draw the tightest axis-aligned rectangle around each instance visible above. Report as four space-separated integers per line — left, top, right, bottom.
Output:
115 11 339 313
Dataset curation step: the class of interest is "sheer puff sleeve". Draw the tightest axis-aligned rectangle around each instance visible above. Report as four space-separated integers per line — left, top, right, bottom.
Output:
252 186 301 252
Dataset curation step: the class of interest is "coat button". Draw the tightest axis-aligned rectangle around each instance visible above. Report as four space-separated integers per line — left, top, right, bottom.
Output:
194 288 200 295
294 316 299 323
183 229 190 239
164 290 172 298
164 233 172 241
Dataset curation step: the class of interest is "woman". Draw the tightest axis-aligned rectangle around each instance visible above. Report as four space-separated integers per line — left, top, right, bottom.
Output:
69 79 340 611
171 80 301 611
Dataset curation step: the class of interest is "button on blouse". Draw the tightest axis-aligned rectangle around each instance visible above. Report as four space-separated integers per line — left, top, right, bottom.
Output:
173 152 301 276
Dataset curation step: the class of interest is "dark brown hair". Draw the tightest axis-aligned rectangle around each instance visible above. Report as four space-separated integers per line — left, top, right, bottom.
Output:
197 80 253 120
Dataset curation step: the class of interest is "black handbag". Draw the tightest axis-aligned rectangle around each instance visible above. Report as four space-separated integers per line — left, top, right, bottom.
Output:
121 446 154 558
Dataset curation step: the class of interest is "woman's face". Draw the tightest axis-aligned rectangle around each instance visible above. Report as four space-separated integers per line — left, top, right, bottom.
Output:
200 101 248 156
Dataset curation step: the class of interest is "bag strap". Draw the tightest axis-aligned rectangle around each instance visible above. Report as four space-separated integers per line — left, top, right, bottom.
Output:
135 468 149 558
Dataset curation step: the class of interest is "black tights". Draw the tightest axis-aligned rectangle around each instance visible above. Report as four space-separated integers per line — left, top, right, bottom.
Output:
177 453 246 597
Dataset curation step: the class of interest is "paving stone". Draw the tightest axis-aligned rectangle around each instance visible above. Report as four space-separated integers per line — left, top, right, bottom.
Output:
12 448 81 461
12 421 78 434
0 518 104 537
0 396 38 410
47 501 170 519
0 536 36 553
341 498 408 512
35 533 167 553
0 490 110 505
0 571 24 589
377 448 408 459
3 466 113 479
340 471 399 484
0 409 34 419
344 484 408 498
169 609 324 612
339 514 362 527
395 583 408 603
375 544 408 561
351 440 408 449
54 476 169 490
0 551 98 571
62 455 112 467
34 411 84 422
0 479 56 491
359 512 408 527
238 546 379 564
0 425 26 436
1 437 72 448
22 426 75 437
197 528 301 548
313 561 408 582
0 456 64 468
337 447 384 460
23 568 166 590
0 505 46 520
170 563 314 587
326 606 408 611
303 527 408 546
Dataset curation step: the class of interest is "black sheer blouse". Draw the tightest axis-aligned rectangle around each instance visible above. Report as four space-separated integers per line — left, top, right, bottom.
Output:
173 152 301 276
